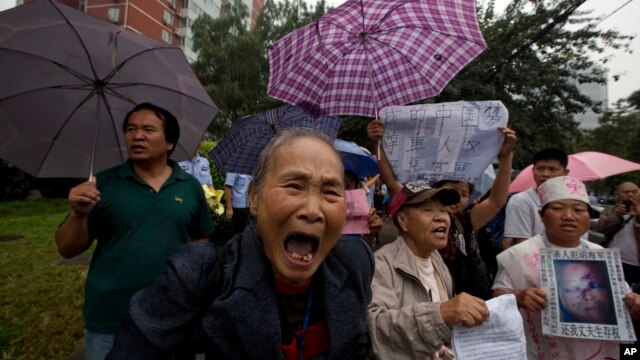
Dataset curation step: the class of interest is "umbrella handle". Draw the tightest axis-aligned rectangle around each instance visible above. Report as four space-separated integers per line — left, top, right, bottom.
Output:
374 111 380 162
88 94 102 180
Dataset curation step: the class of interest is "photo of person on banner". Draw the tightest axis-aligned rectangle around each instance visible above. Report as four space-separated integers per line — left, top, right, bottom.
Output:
554 260 616 325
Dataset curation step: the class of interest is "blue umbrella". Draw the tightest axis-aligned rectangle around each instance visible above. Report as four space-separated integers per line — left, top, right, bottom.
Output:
334 139 378 178
210 105 342 175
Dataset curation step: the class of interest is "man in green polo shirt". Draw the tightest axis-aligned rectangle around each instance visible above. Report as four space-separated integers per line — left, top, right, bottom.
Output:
55 103 214 360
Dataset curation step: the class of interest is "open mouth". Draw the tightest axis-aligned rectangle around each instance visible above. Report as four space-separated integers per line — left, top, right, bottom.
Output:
433 226 448 235
284 232 320 263
560 224 577 230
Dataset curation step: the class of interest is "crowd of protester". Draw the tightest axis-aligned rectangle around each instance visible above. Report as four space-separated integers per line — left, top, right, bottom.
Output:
56 103 640 359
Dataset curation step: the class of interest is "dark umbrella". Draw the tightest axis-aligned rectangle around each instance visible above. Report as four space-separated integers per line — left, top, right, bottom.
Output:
334 139 378 178
209 105 342 175
0 0 218 178
267 0 486 117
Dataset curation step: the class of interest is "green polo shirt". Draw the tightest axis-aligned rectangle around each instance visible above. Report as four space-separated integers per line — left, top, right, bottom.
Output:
83 160 214 333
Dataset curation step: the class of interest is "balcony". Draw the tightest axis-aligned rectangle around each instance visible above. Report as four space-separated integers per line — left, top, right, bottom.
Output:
175 27 187 37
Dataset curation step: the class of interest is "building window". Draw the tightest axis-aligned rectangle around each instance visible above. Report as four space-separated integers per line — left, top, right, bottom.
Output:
221 1 231 16
163 10 173 25
162 29 172 44
168 0 176 8
107 8 120 23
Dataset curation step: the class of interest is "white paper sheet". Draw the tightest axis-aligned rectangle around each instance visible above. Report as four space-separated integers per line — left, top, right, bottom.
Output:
452 294 526 360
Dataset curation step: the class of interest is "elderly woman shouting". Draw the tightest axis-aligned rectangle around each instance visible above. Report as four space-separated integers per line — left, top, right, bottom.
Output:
107 128 374 359
368 181 489 360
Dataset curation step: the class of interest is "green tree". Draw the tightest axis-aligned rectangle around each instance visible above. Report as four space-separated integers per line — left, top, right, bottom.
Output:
578 90 640 195
191 0 327 139
432 0 633 169
191 0 263 138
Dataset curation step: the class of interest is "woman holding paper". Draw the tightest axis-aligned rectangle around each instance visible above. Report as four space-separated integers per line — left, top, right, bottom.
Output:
367 119 516 299
367 180 489 359
492 176 640 359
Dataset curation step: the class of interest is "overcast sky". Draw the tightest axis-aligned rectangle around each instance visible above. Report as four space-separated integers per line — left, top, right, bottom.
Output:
2 0 637 105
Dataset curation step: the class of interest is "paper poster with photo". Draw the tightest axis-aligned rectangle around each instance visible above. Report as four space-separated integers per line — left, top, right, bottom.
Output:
378 101 508 184
540 248 636 342
342 189 370 235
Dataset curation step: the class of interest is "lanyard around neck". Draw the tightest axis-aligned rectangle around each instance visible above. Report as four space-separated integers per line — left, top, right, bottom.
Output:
287 287 313 360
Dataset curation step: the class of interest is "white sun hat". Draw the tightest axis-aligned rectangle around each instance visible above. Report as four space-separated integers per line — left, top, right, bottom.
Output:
537 176 590 207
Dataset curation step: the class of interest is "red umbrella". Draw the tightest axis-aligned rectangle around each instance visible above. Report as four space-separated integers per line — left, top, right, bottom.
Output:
509 151 640 193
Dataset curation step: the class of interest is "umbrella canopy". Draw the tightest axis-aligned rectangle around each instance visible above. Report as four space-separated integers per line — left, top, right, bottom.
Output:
0 0 218 178
334 139 378 178
509 152 640 193
267 0 486 117
209 105 342 175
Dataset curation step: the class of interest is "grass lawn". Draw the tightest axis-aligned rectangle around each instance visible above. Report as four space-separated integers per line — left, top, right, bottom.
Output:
0 199 86 360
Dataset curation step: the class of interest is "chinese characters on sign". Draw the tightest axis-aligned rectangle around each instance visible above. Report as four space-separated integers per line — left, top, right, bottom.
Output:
378 101 508 184
540 248 636 342
342 189 370 235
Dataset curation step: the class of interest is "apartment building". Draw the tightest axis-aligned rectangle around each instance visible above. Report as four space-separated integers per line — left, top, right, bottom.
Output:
16 0 264 62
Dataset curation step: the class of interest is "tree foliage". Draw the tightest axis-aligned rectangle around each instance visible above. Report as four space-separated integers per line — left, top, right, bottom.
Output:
191 0 327 139
577 90 640 195
432 0 633 169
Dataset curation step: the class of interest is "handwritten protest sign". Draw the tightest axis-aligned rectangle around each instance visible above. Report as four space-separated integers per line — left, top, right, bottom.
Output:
540 248 636 342
379 101 508 184
342 189 370 235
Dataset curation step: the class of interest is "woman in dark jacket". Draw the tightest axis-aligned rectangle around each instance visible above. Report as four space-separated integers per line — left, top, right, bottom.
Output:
107 128 374 359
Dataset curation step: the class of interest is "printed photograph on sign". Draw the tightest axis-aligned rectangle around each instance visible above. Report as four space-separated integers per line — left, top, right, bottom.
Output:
540 248 637 342
554 260 616 325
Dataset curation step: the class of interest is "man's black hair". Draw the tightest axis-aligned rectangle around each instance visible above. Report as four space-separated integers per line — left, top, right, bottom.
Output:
533 148 568 168
122 103 180 157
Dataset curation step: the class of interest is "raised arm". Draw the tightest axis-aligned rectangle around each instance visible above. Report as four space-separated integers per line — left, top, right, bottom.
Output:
470 126 516 232
366 119 402 197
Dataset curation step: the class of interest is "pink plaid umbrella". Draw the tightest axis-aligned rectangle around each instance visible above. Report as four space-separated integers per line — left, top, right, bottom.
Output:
267 0 486 117
509 152 640 193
